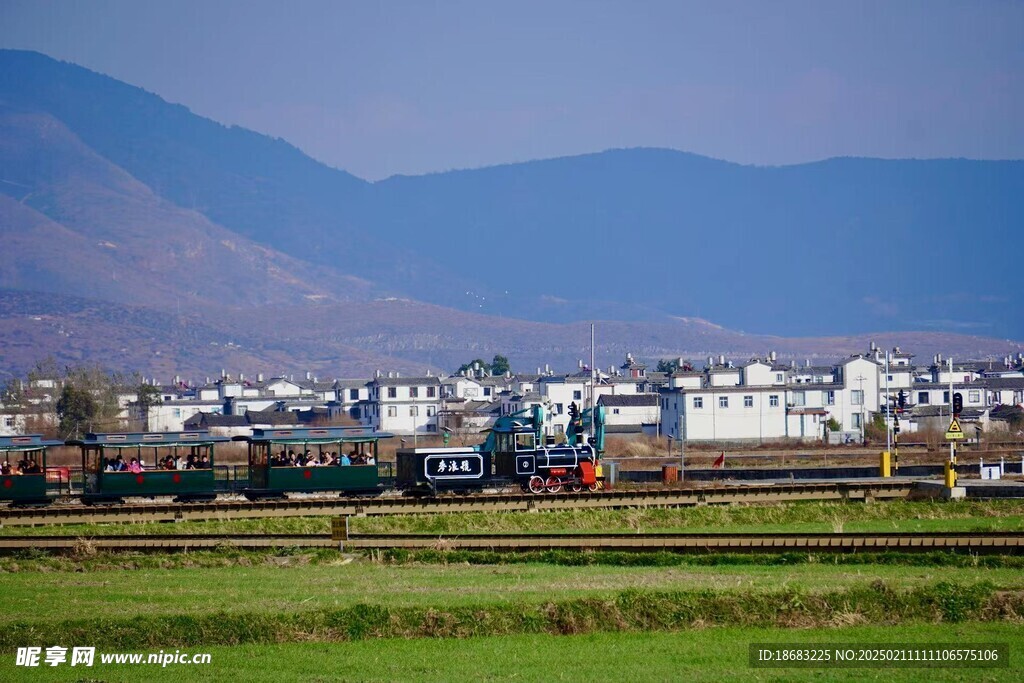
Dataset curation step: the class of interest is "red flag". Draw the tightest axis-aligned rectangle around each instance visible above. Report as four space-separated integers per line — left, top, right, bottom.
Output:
712 452 725 468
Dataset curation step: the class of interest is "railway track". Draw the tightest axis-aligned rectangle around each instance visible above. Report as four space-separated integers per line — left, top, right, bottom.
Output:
0 481 914 527
341 531 1024 554
2 530 1021 554
0 534 334 551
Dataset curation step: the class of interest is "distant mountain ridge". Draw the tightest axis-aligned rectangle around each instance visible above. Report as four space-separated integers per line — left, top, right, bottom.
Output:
0 49 1021 378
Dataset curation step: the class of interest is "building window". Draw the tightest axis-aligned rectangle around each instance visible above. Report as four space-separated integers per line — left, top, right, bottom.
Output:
387 387 397 399
555 403 563 415
792 391 806 407
743 395 753 408
484 387 491 397
410 406 418 417
851 390 864 405
776 373 783 383
349 389 359 401
427 386 436 398
969 390 980 403
426 424 436 432
825 391 835 406
387 406 397 417
719 396 728 409
573 390 582 400
852 414 862 429
613 408 620 414
694 397 703 409
942 391 949 403
814 376 823 384
769 395 779 407
4 416 15 428
918 392 929 405
887 375 894 382
173 408 181 418
410 387 418 398
426 406 435 417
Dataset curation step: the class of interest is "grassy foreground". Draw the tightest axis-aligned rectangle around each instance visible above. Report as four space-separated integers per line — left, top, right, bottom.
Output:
0 624 1020 682
2 554 1024 623
0 582 1020 649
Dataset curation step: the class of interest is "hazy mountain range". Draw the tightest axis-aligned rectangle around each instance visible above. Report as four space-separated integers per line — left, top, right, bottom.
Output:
0 49 1021 380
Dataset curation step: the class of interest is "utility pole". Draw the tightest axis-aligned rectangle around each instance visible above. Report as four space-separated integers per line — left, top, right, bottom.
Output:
885 352 891 456
855 374 867 444
590 323 596 440
678 406 685 480
947 357 956 489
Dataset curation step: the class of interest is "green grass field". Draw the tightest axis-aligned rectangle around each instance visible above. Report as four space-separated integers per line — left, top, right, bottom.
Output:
3 498 1022 681
0 624 1019 682
3 499 1023 537
5 559 1023 622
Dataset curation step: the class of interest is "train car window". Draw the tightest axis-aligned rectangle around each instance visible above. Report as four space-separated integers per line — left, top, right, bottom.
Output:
515 434 535 451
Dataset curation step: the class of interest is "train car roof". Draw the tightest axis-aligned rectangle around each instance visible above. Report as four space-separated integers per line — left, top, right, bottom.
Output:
233 426 394 444
0 434 65 450
66 431 230 446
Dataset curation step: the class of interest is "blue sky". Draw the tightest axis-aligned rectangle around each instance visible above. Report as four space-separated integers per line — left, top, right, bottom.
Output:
1 0 1021 180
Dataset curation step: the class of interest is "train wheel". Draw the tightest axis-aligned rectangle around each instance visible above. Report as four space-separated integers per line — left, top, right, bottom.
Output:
528 476 546 494
569 481 583 493
545 476 562 494
588 483 600 492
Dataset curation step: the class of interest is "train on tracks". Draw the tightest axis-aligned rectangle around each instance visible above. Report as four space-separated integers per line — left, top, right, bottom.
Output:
0 404 605 505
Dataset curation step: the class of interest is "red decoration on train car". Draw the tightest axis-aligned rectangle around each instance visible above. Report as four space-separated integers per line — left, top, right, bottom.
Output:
303 469 312 479
172 473 182 484
2 478 12 489
136 475 144 484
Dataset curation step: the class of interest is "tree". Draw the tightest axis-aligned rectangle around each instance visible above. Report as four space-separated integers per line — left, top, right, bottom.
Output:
56 383 99 439
54 364 123 438
455 355 511 376
656 359 679 374
455 359 489 375
490 354 510 376
131 383 163 431
656 359 694 374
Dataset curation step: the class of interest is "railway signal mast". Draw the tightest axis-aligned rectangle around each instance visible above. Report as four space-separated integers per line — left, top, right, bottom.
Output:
882 352 901 477
944 357 966 493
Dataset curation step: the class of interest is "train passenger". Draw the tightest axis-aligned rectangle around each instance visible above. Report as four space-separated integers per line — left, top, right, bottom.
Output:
198 454 211 469
128 458 143 474
0 462 10 476
340 452 351 466
365 453 376 466
162 456 176 471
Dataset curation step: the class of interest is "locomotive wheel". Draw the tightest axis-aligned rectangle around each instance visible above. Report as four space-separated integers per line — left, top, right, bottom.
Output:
528 476 546 494
569 481 583 493
545 476 562 494
588 483 600 492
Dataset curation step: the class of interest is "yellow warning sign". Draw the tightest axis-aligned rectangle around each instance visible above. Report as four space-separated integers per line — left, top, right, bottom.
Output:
945 418 965 440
